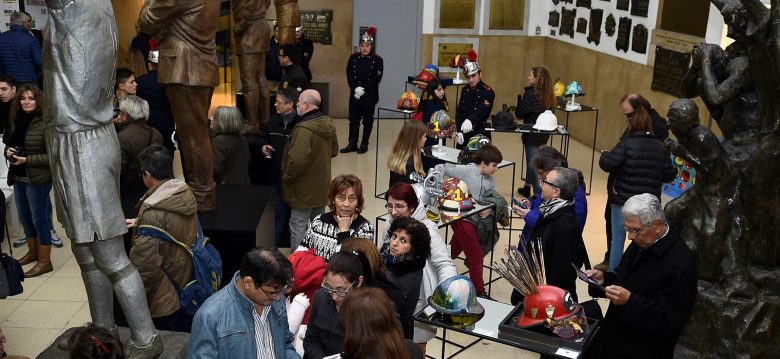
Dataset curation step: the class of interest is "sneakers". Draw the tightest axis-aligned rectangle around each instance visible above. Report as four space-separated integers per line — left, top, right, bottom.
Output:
12 237 27 248
51 230 63 248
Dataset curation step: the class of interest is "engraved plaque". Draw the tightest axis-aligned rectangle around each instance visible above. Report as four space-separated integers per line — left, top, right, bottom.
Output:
605 13 616 36
576 0 591 8
616 17 632 52
651 46 692 97
300 10 333 45
631 0 650 17
632 24 648 53
576 18 588 33
549 10 561 27
560 7 577 38
588 9 604 45
617 0 629 11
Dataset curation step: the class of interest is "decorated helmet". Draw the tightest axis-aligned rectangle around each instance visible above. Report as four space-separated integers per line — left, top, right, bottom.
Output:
412 69 436 88
428 275 485 327
457 134 491 164
463 49 480 76
553 78 566 97
148 38 160 64
427 110 455 139
396 91 419 111
438 177 475 212
360 26 376 44
517 286 582 329
564 81 584 96
450 55 465 69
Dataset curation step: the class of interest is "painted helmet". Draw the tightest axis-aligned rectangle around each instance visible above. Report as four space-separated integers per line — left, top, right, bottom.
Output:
396 91 419 111
450 55 465 69
412 69 436 88
553 78 566 97
457 134 491 164
517 285 586 337
428 275 485 327
564 81 584 96
438 177 475 212
427 110 455 139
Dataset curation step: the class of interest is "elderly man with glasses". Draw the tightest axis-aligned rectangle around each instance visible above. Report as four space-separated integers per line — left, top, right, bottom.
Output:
584 193 696 359
190 247 300 359
520 167 590 303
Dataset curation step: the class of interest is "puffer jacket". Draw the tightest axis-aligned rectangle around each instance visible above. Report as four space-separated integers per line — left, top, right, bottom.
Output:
599 132 676 205
282 110 339 208
129 179 197 318
515 86 551 146
5 113 50 186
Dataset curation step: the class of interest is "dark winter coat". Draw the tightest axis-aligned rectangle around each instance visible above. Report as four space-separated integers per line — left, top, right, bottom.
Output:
515 85 550 146
282 110 339 208
295 35 314 81
279 62 309 92
303 288 344 359
347 52 383 106
456 81 494 142
599 132 675 205
5 112 49 186
0 25 42 84
258 111 299 185
384 256 426 340
211 132 250 185
586 227 696 359
117 121 164 217
527 203 589 302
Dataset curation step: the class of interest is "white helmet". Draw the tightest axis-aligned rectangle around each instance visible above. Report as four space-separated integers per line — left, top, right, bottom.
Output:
533 110 558 131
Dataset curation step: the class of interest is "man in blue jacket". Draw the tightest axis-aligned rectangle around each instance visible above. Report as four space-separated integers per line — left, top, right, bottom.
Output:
189 248 300 358
0 12 42 85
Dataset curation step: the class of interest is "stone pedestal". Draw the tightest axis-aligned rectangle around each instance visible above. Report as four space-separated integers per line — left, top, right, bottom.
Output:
38 327 189 358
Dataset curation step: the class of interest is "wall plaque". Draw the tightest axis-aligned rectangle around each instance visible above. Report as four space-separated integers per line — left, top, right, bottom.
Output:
549 10 561 27
301 10 333 45
576 0 591 8
560 8 577 38
632 24 648 53
617 0 629 11
436 42 474 69
588 9 604 45
651 46 691 97
630 0 649 17
605 13 616 36
616 17 632 52
576 18 588 33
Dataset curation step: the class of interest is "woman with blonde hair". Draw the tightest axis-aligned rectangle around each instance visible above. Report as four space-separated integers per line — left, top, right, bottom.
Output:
210 106 250 185
387 120 427 188
339 287 423 359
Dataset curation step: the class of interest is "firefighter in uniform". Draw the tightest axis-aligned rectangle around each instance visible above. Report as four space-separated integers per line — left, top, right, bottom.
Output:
455 51 495 149
342 27 383 154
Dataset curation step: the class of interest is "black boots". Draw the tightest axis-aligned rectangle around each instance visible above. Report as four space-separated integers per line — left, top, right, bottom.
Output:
340 124 359 153
357 123 373 154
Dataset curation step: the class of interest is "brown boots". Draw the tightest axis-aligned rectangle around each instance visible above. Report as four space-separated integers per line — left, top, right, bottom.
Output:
18 237 37 265
20 237 53 278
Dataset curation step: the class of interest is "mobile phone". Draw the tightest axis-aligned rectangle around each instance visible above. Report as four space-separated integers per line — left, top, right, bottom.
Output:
511 197 528 209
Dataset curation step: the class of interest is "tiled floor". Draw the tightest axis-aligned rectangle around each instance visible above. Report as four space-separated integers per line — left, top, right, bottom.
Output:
1 105 616 358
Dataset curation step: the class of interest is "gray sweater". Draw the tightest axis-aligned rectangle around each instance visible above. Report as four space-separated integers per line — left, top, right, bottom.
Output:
434 163 496 200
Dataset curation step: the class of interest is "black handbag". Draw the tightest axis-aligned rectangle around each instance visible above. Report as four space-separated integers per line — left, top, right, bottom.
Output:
491 104 517 130
0 191 23 298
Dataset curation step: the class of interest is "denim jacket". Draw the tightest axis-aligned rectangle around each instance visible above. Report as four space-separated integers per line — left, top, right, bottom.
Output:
188 272 300 359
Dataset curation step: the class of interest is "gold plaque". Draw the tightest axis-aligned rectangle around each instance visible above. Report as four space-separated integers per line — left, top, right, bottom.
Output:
437 43 474 69
439 0 476 29
489 0 524 30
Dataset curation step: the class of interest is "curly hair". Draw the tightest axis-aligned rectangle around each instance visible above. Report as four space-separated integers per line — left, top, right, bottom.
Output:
388 217 431 259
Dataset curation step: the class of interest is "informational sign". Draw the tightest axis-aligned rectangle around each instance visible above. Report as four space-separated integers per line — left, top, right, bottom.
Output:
1 0 19 31
436 42 473 69
651 46 691 97
24 0 47 29
301 9 332 45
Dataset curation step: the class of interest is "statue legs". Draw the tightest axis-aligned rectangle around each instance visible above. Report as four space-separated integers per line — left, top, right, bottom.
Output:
73 236 162 357
238 52 270 133
274 0 299 44
167 84 216 212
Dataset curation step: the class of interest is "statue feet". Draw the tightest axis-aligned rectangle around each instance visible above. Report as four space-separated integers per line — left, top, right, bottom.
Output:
126 333 164 359
725 279 757 300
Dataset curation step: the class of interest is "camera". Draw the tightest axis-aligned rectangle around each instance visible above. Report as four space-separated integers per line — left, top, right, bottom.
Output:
9 147 26 163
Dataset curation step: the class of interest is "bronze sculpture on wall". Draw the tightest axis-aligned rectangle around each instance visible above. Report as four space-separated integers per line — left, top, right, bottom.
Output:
669 1 780 357
45 0 162 356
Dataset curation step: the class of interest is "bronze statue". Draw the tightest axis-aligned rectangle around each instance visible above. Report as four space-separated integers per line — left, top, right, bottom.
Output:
670 1 780 357
44 0 162 357
139 0 220 212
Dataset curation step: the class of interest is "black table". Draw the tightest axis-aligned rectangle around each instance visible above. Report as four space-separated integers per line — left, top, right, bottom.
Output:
553 104 599 195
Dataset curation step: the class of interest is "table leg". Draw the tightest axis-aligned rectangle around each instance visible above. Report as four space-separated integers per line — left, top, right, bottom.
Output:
588 110 598 195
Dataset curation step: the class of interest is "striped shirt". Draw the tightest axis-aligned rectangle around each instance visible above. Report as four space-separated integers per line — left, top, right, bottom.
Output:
253 305 275 359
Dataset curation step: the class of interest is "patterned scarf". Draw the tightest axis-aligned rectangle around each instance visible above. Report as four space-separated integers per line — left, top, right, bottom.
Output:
538 197 573 218
380 242 420 266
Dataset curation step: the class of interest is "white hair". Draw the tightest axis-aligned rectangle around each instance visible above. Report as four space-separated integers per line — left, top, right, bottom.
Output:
622 193 665 226
119 95 149 122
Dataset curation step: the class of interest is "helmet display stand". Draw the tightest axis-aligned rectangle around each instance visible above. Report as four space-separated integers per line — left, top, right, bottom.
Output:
565 93 581 111
433 137 446 156
453 67 467 85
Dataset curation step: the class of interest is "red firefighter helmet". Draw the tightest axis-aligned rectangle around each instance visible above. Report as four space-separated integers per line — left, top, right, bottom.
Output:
517 285 580 328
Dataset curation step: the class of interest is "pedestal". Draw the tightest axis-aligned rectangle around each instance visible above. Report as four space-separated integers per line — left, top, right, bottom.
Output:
38 327 189 359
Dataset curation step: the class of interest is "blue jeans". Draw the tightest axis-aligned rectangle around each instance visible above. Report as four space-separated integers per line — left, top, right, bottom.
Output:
608 204 626 272
14 181 54 246
524 143 541 194
273 184 291 248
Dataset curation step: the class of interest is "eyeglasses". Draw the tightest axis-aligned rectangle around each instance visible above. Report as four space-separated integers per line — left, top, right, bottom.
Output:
539 178 558 188
321 278 355 297
256 280 293 300
336 195 358 204
384 203 409 211
624 225 646 236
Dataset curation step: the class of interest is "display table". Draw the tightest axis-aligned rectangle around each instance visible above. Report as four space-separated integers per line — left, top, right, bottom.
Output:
374 107 415 198
415 298 587 359
376 200 500 295
553 104 599 195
